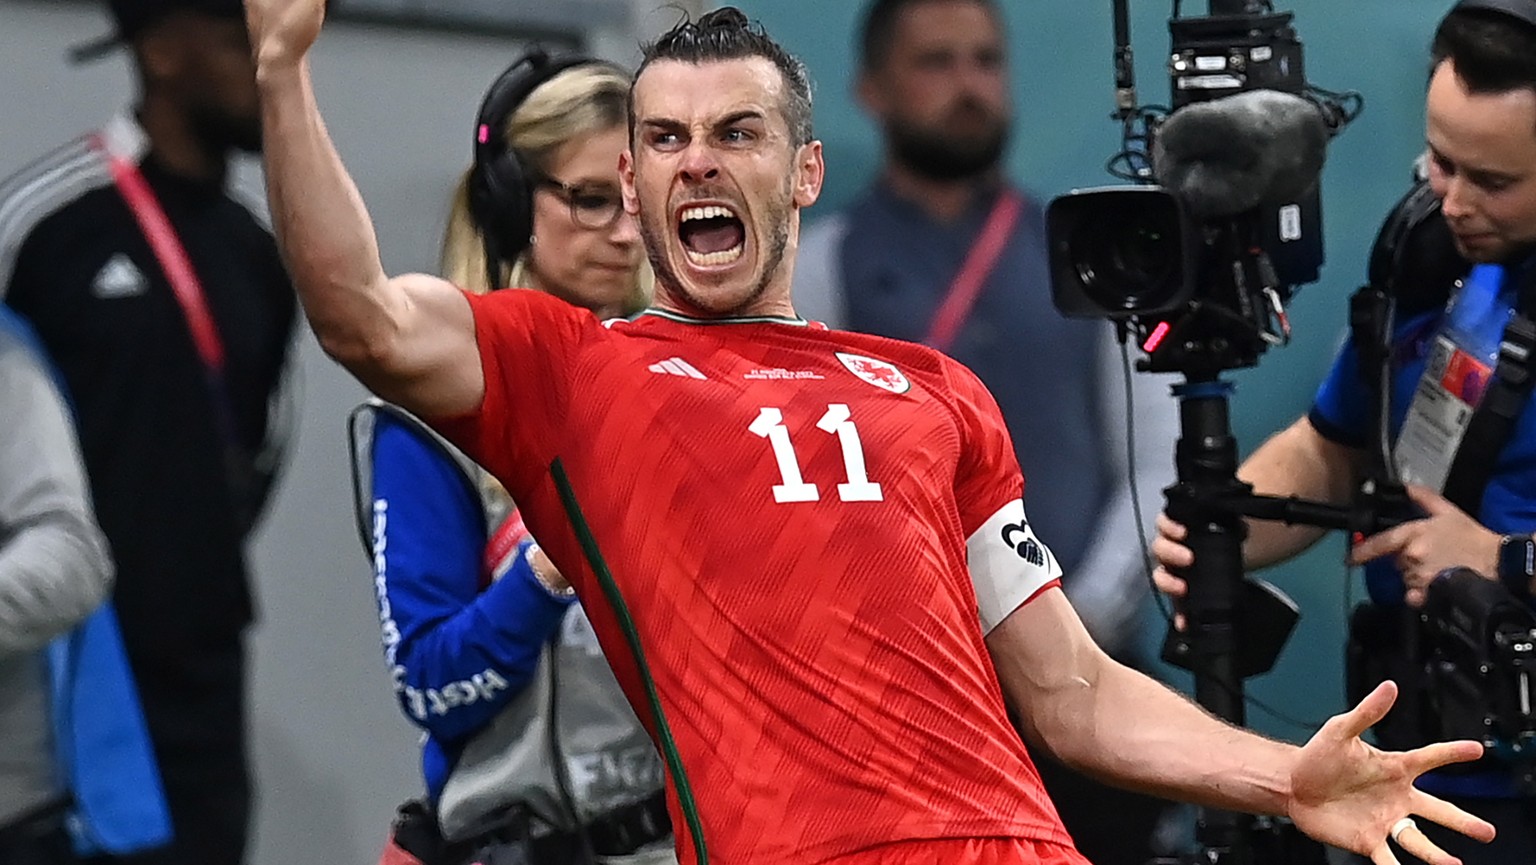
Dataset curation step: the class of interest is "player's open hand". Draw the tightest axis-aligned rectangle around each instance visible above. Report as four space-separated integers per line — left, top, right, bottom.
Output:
1287 681 1495 865
243 0 326 71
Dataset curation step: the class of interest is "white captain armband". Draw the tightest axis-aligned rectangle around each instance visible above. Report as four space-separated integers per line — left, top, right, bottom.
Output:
969 498 1063 633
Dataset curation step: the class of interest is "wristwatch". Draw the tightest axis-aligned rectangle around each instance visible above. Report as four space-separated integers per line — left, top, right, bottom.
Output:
1497 533 1536 598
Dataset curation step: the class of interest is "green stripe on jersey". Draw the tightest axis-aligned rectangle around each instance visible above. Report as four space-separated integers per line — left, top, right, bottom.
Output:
551 460 708 863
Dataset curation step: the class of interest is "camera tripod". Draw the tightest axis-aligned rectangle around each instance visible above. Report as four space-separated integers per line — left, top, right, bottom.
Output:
1149 369 1407 865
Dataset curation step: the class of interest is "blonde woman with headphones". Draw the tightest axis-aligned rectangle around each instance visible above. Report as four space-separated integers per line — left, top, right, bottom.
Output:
349 51 671 865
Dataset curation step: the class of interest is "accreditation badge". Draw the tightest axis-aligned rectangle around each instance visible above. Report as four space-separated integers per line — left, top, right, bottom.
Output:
1394 334 1493 491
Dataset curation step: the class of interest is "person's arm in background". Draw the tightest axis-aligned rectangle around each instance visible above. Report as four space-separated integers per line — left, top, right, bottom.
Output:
368 413 573 743
1153 414 1364 608
1153 318 1374 607
1062 331 1179 655
1242 416 1365 568
0 328 113 656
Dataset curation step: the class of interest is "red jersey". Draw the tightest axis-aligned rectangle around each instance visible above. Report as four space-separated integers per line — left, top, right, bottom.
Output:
433 290 1081 865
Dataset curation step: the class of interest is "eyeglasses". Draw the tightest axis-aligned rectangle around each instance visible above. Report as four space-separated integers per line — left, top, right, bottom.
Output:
535 176 624 230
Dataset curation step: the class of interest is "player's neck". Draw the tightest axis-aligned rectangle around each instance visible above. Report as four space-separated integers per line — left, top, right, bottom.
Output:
653 284 799 321
137 97 228 186
881 161 1000 224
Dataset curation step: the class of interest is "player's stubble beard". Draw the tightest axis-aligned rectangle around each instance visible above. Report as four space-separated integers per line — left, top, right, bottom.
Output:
639 174 794 316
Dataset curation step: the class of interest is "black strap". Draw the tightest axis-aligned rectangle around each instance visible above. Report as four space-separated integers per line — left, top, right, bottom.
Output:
1442 264 1536 514
1350 284 1397 484
1354 179 1467 490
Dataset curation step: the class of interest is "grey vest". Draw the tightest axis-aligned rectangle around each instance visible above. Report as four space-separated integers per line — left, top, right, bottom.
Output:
348 402 667 844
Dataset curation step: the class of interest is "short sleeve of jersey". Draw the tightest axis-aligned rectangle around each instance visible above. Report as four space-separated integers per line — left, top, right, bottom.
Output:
1309 332 1371 449
945 358 1064 632
427 289 590 493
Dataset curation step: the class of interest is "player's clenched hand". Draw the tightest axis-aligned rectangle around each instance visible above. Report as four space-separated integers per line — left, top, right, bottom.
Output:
244 0 326 71
1287 681 1494 865
1152 513 1192 630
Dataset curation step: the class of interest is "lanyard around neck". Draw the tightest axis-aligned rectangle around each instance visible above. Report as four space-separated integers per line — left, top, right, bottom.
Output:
923 188 1025 354
93 135 227 374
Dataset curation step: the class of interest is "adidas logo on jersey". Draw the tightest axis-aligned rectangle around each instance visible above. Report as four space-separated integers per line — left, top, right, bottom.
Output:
648 357 707 379
91 254 149 299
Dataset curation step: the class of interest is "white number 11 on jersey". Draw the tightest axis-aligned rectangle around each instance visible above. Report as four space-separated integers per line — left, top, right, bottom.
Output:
749 404 883 503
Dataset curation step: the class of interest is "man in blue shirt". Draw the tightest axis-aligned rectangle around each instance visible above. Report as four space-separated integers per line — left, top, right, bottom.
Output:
1155 4 1536 862
793 1 1179 862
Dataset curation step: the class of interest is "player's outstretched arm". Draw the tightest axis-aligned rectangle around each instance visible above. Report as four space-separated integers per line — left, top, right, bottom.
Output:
244 0 482 418
987 589 1494 865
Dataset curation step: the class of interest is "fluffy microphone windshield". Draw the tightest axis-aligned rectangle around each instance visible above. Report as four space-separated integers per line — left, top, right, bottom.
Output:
1152 89 1329 219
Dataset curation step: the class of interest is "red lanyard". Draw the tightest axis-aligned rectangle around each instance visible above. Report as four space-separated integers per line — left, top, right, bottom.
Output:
923 188 1025 354
93 135 227 374
94 135 240 449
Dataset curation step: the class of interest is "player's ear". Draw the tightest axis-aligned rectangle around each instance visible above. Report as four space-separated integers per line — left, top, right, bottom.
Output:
793 140 824 209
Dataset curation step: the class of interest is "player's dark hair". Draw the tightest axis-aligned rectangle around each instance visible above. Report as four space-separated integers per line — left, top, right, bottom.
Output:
1431 7 1536 105
632 6 814 147
859 0 1000 73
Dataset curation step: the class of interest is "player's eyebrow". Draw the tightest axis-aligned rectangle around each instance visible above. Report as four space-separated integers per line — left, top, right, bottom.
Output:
639 117 689 137
715 110 766 130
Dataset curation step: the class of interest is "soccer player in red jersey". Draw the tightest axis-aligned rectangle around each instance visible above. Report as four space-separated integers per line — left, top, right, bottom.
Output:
245 0 1498 862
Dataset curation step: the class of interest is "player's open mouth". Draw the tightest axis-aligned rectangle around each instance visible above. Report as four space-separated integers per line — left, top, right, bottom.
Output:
677 204 745 267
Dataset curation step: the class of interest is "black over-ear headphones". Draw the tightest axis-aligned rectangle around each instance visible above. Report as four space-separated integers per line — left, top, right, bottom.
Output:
1452 0 1536 30
467 48 598 288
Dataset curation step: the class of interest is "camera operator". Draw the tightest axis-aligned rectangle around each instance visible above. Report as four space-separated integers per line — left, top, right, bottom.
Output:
1154 4 1536 862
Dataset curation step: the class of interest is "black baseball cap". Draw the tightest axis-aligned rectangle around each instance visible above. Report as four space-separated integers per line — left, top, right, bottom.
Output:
70 0 247 64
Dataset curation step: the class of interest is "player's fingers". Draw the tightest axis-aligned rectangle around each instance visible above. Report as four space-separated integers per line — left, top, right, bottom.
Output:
1369 841 1403 865
1407 740 1485 775
1330 681 1398 742
1410 789 1497 844
1391 819 1460 865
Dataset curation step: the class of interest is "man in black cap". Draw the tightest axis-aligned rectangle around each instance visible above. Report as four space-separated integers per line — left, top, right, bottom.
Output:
0 2 297 863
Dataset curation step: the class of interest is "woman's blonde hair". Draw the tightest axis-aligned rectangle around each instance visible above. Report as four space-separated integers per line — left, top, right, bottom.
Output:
441 62 653 314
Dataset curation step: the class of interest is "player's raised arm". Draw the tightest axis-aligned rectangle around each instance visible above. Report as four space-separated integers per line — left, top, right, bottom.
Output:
244 0 483 418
